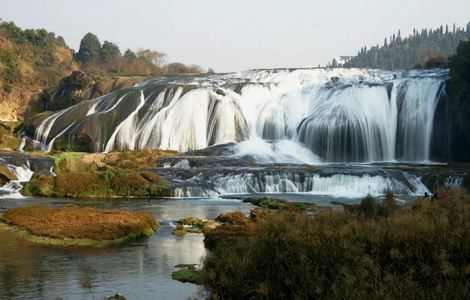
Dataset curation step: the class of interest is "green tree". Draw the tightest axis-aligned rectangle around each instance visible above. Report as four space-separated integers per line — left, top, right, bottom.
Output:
99 41 121 64
76 33 101 64
123 49 137 61
448 40 470 161
331 58 338 68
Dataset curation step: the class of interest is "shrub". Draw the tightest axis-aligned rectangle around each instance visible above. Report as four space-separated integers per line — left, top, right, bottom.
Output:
23 174 54 197
179 217 205 228
55 172 108 197
172 266 203 284
358 193 381 217
215 212 250 225
3 82 12 93
202 192 470 299
111 171 149 196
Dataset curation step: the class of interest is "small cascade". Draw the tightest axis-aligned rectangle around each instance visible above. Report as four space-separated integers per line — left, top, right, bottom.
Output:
168 169 431 198
0 159 34 198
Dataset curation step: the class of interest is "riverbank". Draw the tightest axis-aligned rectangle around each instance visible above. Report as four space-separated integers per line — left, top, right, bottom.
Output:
201 190 470 299
0 205 158 247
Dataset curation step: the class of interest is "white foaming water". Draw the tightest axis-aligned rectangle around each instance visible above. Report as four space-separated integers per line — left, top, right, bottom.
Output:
234 138 322 164
0 161 34 198
105 91 146 152
34 68 447 163
397 79 443 161
173 171 430 198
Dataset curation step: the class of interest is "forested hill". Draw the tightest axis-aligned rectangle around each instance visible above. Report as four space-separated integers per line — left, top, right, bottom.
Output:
0 21 207 122
344 21 470 69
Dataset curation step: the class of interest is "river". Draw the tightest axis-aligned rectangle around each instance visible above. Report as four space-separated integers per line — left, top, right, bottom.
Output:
0 197 253 300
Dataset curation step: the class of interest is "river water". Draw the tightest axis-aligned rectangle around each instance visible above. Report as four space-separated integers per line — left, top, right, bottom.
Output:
0 197 253 300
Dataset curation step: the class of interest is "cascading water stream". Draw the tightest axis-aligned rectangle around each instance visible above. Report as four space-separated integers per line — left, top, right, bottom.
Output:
0 159 34 198
29 68 450 199
33 68 447 163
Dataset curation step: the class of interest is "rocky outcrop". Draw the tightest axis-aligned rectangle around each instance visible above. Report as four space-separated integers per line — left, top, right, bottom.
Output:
24 71 147 120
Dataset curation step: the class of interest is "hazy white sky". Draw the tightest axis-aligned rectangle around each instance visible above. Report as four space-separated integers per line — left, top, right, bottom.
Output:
1 0 469 72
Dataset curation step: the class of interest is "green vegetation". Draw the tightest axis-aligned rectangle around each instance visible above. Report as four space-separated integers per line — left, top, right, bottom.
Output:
202 190 470 299
0 21 73 86
179 217 206 228
1 205 158 246
73 31 203 76
171 265 203 284
172 217 207 236
244 197 317 212
344 22 470 69
448 40 470 161
215 211 250 225
172 224 188 236
0 21 206 122
23 150 174 198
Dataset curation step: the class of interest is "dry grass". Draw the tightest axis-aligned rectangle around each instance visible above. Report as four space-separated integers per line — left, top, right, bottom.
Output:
203 190 470 299
54 172 108 197
104 149 177 169
2 205 157 240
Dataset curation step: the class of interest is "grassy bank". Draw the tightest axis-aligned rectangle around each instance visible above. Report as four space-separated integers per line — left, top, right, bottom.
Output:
0 205 158 246
23 150 175 198
202 190 470 299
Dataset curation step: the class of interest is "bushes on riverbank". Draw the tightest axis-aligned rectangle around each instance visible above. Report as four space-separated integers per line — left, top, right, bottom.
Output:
202 191 470 299
23 150 173 198
2 205 158 241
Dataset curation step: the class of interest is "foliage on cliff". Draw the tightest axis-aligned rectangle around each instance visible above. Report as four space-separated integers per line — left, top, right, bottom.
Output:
448 40 470 161
0 21 207 122
344 22 470 69
0 21 76 121
202 190 470 299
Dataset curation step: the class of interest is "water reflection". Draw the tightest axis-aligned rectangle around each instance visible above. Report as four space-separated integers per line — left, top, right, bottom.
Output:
0 197 253 300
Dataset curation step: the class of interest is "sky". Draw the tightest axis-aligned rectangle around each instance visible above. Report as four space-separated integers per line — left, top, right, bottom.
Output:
1 0 470 72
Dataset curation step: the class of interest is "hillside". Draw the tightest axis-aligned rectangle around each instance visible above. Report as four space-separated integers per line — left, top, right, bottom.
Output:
0 22 76 121
344 22 470 69
0 21 206 123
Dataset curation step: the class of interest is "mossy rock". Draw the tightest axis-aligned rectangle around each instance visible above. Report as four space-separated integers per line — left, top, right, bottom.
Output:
53 135 91 152
244 197 316 212
54 171 108 197
179 217 206 228
171 266 203 284
0 165 17 182
172 224 187 236
23 174 54 197
215 212 250 225
0 125 21 150
111 171 149 196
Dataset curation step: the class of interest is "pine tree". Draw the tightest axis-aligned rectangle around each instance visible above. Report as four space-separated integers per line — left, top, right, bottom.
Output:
76 33 101 64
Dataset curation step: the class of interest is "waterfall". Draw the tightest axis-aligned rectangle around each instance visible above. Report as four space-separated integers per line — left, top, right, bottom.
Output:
33 68 448 162
170 170 430 198
0 159 34 198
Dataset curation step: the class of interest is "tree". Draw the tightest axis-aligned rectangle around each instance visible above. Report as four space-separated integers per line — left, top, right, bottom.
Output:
136 49 166 68
123 49 137 61
331 58 338 68
99 41 121 64
76 33 101 64
345 22 470 69
448 40 470 161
